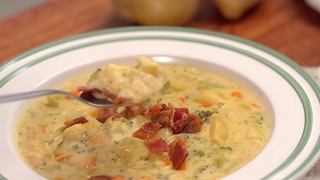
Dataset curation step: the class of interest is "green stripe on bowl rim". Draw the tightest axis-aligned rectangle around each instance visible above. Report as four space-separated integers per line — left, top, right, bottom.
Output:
0 174 7 180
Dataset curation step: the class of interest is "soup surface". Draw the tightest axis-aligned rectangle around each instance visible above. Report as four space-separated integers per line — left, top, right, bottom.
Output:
15 57 272 180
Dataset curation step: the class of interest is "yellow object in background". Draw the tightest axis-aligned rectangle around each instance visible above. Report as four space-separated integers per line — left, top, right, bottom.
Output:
113 0 200 25
213 0 262 20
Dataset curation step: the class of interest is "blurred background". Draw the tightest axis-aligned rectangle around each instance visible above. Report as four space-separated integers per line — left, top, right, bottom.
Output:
0 0 319 67
0 0 47 20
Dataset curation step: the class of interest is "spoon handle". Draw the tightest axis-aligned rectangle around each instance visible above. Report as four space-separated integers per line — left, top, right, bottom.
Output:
0 90 65 103
0 89 129 108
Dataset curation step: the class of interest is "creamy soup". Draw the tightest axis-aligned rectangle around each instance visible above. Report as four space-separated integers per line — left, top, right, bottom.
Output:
15 57 272 180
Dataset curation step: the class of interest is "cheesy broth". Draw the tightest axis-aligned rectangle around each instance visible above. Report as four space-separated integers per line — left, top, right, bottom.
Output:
15 59 272 180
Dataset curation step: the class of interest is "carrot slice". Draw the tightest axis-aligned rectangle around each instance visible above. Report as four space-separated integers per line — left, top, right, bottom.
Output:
39 125 46 134
70 89 81 96
179 162 187 170
161 159 171 166
88 134 107 145
65 89 81 99
251 103 260 108
179 97 186 103
112 174 126 180
90 108 101 117
55 155 70 162
201 102 213 107
231 91 243 99
85 156 96 169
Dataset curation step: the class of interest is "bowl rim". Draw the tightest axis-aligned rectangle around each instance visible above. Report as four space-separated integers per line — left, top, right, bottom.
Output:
0 26 319 180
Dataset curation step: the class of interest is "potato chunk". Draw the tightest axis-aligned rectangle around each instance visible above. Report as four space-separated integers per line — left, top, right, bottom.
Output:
86 56 168 103
209 115 229 144
111 137 150 168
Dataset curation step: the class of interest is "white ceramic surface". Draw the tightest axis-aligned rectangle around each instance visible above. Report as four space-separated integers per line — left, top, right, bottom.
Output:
0 27 319 180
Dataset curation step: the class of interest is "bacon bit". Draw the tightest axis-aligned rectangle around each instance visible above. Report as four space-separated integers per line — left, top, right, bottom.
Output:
64 116 88 127
55 155 70 162
96 108 118 123
145 104 203 135
144 137 169 153
152 109 174 128
172 114 203 134
78 87 123 105
149 104 174 128
100 88 117 100
169 137 189 170
89 175 113 180
173 107 189 121
172 114 189 134
146 104 168 116
231 90 243 99
79 90 100 102
119 103 145 118
78 91 93 102
181 114 203 133
78 86 100 93
85 156 96 169
78 87 119 103
133 122 161 139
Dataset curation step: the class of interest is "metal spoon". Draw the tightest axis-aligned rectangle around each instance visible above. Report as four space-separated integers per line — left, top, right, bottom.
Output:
0 89 129 108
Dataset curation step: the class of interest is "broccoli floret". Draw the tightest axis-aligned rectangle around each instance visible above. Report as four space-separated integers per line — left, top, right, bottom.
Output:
197 109 218 122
